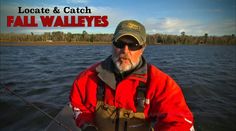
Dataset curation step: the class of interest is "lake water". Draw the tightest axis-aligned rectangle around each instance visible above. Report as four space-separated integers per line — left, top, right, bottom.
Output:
0 45 236 131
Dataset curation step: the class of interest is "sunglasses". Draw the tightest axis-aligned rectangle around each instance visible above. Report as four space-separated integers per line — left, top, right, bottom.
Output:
113 41 143 51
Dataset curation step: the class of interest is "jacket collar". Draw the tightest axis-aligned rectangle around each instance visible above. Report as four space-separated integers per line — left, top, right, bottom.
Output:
96 55 148 90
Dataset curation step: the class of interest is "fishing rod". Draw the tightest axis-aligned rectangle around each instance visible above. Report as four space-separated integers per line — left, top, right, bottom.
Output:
0 83 72 131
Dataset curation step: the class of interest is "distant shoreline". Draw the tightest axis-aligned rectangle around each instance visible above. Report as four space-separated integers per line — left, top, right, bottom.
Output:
0 41 111 46
1 32 235 45
0 41 235 46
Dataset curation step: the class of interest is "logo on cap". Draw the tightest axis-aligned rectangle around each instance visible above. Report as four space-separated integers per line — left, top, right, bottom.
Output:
126 22 140 30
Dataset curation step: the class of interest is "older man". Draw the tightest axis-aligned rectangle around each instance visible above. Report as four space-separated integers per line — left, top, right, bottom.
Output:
70 20 194 131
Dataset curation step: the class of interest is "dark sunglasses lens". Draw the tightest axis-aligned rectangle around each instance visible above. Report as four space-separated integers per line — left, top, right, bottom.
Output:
113 42 142 51
128 44 142 51
114 41 124 48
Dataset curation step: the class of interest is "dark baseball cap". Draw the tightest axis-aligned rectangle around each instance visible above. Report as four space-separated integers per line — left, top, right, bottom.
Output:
113 20 146 46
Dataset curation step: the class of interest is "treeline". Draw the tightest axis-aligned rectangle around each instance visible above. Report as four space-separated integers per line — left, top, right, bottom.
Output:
148 32 236 45
0 31 235 45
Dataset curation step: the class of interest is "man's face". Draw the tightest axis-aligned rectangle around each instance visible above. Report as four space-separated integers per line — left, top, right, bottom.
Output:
112 35 144 72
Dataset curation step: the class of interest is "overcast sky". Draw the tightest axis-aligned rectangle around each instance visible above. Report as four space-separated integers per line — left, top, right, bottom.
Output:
0 0 235 36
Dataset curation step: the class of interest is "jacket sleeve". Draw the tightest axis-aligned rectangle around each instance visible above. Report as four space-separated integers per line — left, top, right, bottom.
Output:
149 75 194 131
69 70 98 128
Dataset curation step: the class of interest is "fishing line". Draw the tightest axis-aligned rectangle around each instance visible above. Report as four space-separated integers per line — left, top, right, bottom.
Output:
0 83 72 131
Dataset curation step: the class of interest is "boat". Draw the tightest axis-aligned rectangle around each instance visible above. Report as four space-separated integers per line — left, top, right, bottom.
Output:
45 104 81 131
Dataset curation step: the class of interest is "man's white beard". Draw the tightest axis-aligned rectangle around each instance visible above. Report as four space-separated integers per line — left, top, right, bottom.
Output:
112 51 140 73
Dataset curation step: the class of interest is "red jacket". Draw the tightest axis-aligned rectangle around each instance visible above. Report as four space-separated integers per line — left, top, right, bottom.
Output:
70 56 194 131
